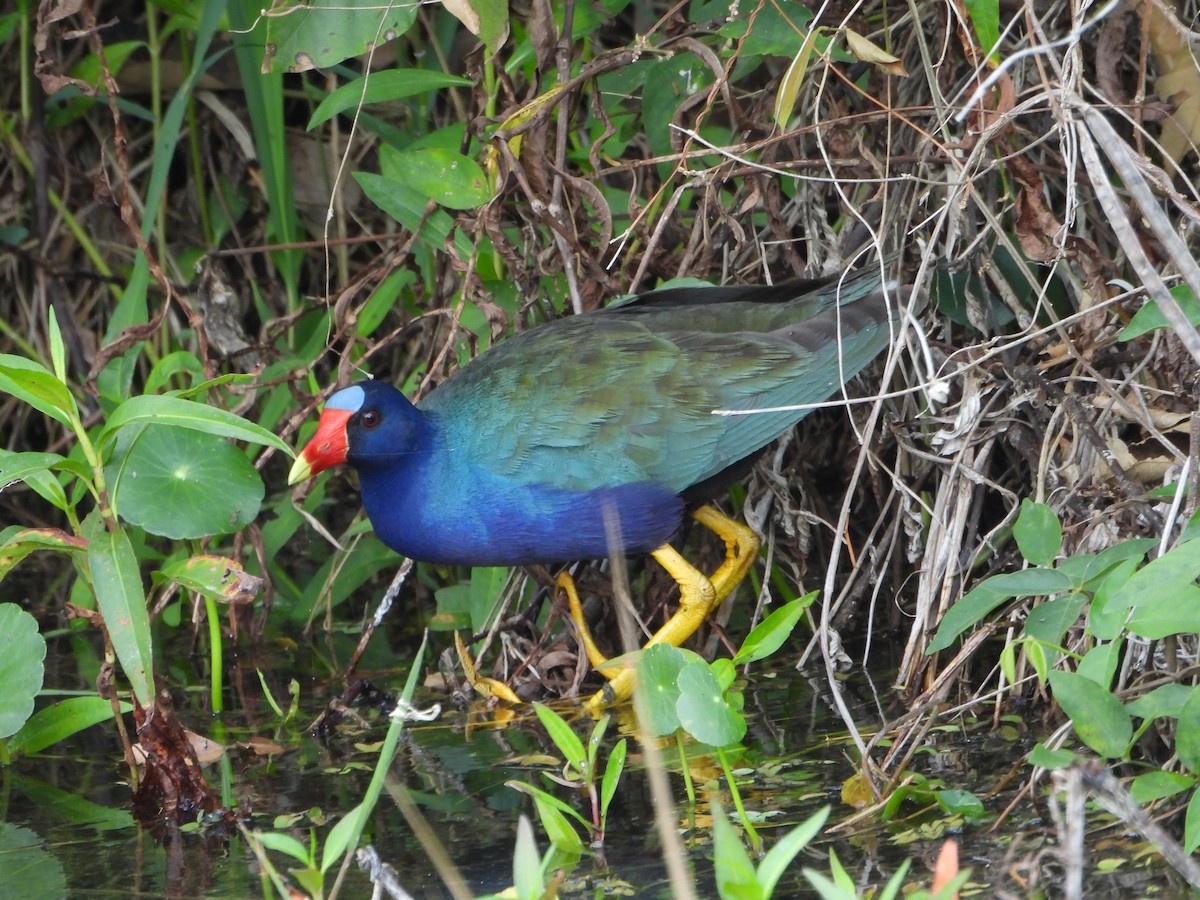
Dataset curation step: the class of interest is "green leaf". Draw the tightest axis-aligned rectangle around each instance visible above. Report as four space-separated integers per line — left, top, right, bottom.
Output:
710 799 762 900
1121 283 1200 340
308 69 473 129
1048 670 1131 759
262 0 419 74
354 170 472 258
0 823 67 900
505 780 590 832
732 593 816 665
322 803 368 872
964 0 1001 60
253 831 313 866
1178 688 1200 772
0 604 46 739
0 356 78 426
1129 770 1194 804
676 658 746 747
1125 683 1196 721
99 394 292 454
82 511 153 707
6 696 129 756
928 567 1075 653
600 738 626 825
1014 500 1061 566
0 451 67 488
110 425 265 539
1028 742 1077 770
1023 593 1086 646
935 789 988 823
1185 789 1200 855
533 703 586 775
529 794 584 855
1076 642 1119 688
47 308 67 384
0 527 88 584
156 555 263 606
636 643 687 736
756 807 829 897
1094 539 1200 640
384 148 492 210
512 815 545 900
1127 583 1200 639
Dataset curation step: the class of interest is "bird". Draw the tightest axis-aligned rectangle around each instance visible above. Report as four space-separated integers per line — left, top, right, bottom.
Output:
288 261 902 708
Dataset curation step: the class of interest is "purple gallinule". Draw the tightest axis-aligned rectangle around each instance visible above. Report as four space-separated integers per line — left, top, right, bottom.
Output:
289 262 900 707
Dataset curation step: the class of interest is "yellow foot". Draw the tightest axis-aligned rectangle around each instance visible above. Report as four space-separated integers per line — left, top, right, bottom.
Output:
454 630 521 704
568 504 761 711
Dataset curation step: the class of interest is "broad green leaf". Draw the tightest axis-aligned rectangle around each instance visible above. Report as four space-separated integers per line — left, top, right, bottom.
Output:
1129 770 1194 804
354 170 472 258
1087 556 1141 640
1014 500 1062 566
99 394 291 453
384 148 492 210
309 69 473 129
1048 670 1131 759
928 567 1075 653
733 593 816 665
1178 688 1200 772
1022 593 1086 646
1125 683 1196 721
1028 742 1077 770
0 357 77 426
965 0 1001 60
0 604 46 738
262 0 418 74
1127 583 1200 639
636 643 687 736
677 658 745 747
1121 283 1200 340
1095 539 1200 640
110 425 265 538
82 511 153 707
0 823 67 900
935 789 987 823
6 696 130 756
1076 642 1119 688
1186 789 1200 855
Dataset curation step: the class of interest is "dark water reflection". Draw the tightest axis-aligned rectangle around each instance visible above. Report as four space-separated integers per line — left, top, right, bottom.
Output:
2 648 1191 898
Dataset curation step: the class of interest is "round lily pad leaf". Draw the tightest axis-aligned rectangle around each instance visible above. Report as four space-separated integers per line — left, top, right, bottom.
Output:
676 658 746 748
0 603 47 739
112 425 264 539
636 643 687 737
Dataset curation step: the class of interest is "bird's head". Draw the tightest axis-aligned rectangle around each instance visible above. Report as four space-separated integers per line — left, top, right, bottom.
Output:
288 381 428 485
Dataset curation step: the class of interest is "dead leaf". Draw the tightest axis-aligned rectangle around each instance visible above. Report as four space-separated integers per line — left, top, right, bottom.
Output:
845 28 907 77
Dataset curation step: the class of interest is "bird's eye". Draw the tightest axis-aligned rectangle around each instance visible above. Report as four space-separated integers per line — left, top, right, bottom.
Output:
361 408 381 428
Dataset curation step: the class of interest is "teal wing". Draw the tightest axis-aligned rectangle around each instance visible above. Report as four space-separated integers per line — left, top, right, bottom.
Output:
420 267 896 494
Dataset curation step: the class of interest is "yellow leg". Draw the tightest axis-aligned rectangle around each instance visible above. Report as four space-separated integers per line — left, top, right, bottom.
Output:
557 571 615 676
454 630 522 704
584 504 762 711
